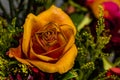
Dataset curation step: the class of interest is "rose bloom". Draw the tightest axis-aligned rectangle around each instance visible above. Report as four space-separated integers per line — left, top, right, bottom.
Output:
8 5 77 74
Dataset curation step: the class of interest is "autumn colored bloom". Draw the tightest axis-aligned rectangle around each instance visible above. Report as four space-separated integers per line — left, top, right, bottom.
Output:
8 5 77 74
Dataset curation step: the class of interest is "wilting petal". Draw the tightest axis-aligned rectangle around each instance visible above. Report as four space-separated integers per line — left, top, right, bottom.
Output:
8 45 32 66
36 5 76 35
8 39 32 66
9 45 22 58
27 44 77 74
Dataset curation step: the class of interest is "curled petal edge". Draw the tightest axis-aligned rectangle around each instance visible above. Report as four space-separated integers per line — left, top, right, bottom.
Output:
27 44 77 74
30 46 57 61
37 5 76 35
9 44 77 74
22 13 38 56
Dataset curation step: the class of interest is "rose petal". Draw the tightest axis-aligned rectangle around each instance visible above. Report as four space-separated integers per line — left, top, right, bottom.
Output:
57 32 67 47
103 2 119 14
9 52 32 66
29 24 67 60
27 44 77 74
9 45 22 58
31 36 46 55
30 46 57 61
59 24 75 53
8 44 32 66
35 23 66 51
56 45 77 74
36 5 76 35
31 67 39 73
110 67 120 75
30 39 66 61
22 14 40 56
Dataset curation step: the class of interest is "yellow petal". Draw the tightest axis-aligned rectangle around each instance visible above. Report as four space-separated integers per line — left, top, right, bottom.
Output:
30 46 57 61
56 44 77 74
36 5 76 35
8 45 32 66
27 44 77 74
59 24 75 53
22 13 41 56
63 34 75 54
15 57 32 66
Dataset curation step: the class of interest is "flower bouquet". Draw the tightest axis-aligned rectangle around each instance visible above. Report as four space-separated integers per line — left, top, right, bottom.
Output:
0 0 120 80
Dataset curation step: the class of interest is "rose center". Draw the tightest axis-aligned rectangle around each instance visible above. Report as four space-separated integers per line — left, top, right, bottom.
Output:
42 28 57 45
35 27 58 51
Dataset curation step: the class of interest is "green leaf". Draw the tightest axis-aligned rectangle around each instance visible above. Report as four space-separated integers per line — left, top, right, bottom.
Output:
70 13 85 27
77 14 92 31
102 57 113 70
0 71 5 77
62 70 78 80
8 61 18 66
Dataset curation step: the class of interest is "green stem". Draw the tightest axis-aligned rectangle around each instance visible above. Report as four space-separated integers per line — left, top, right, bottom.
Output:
8 0 15 18
69 0 87 11
77 14 92 32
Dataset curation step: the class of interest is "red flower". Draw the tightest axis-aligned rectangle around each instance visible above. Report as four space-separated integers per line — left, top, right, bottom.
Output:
106 67 120 79
30 67 55 80
102 2 120 48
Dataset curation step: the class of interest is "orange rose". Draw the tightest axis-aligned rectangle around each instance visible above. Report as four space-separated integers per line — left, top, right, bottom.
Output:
8 5 77 74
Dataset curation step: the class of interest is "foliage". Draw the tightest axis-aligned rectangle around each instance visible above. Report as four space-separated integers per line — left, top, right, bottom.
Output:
0 17 21 55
